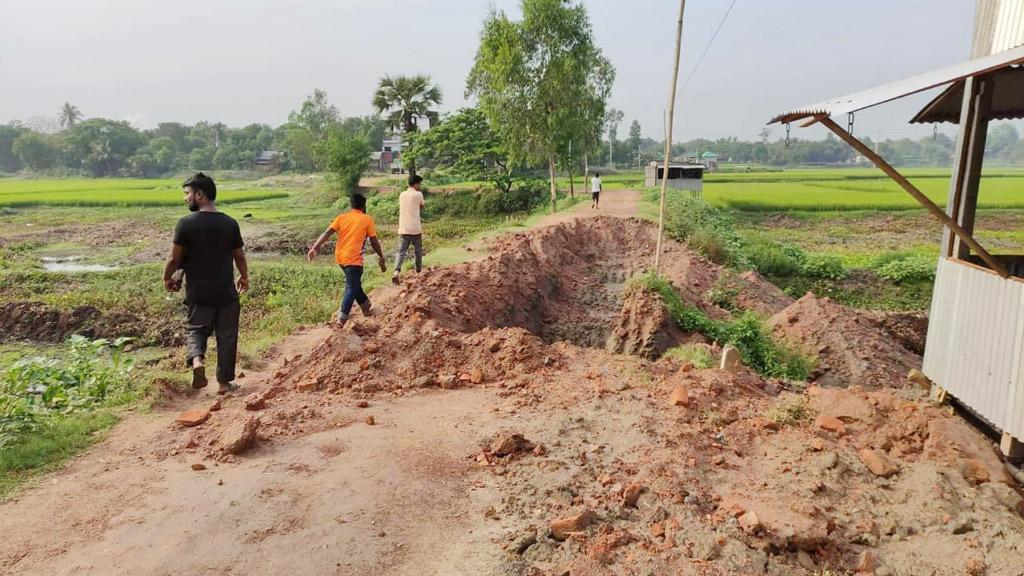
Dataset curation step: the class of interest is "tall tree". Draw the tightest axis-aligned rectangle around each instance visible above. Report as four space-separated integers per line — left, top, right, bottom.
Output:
372 75 443 134
467 0 614 212
627 120 642 165
289 88 339 139
604 108 623 166
12 132 59 171
58 102 83 130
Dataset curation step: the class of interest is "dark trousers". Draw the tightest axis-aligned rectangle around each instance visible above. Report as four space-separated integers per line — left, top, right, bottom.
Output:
340 265 368 320
394 233 423 273
185 300 240 384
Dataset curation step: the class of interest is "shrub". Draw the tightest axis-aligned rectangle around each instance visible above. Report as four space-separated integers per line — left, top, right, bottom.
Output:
876 254 936 283
799 254 847 280
635 273 812 380
657 191 748 267
664 344 714 369
745 238 804 277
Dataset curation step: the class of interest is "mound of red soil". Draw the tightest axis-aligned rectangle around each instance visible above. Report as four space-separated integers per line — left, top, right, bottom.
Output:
865 310 929 355
770 294 920 387
606 285 700 358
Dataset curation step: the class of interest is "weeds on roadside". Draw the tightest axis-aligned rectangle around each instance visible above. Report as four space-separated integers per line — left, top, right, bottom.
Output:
632 273 813 381
664 344 714 369
766 395 815 426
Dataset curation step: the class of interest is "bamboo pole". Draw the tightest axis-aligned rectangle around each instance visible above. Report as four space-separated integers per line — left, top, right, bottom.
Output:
817 115 1008 279
654 0 687 274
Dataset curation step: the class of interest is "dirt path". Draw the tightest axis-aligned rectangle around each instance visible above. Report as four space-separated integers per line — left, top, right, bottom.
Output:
533 188 641 227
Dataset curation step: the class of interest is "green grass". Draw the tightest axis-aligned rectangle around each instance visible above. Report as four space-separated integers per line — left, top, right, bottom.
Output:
0 178 289 207
0 411 118 499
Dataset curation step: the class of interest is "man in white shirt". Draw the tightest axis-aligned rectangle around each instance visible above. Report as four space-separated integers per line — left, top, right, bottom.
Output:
591 172 602 209
392 174 425 284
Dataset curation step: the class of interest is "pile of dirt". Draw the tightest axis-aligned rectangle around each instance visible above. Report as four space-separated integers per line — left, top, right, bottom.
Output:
606 284 699 358
866 309 930 356
770 293 921 387
0 301 181 346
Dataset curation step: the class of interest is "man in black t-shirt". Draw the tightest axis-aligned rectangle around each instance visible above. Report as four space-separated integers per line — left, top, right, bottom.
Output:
163 173 249 394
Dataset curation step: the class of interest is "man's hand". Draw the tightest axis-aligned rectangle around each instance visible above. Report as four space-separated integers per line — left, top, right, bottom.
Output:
236 275 249 293
163 277 180 292
307 246 319 262
378 258 387 273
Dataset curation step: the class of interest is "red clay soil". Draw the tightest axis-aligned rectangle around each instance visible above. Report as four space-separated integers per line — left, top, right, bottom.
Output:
0 301 181 346
4 217 1019 576
771 293 921 388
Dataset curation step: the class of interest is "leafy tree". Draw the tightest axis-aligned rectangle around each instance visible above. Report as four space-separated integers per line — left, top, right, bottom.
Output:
987 122 1019 159
627 120 641 164
128 136 178 176
372 75 442 134
604 108 623 166
12 132 59 171
467 0 615 212
340 116 388 150
289 88 339 139
0 125 26 172
62 118 143 176
189 146 216 171
58 102 83 130
282 126 318 172
316 126 372 196
406 107 518 193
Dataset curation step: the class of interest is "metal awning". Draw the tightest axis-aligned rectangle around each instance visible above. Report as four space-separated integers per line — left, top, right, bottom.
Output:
769 43 1024 125
911 65 1024 123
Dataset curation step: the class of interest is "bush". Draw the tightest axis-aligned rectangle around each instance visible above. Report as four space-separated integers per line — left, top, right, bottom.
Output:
664 344 714 369
1 336 136 448
635 273 812 380
317 128 372 196
876 254 936 283
745 238 804 277
656 191 747 267
799 254 847 279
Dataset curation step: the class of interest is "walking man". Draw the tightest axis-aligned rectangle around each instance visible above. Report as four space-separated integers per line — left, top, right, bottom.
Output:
307 193 386 327
591 172 602 209
392 174 425 285
163 172 248 394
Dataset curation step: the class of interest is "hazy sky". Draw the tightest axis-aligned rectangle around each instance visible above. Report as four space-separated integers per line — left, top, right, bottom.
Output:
0 0 977 141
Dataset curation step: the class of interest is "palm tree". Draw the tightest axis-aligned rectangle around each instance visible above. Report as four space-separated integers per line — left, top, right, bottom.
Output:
371 75 442 134
59 102 83 130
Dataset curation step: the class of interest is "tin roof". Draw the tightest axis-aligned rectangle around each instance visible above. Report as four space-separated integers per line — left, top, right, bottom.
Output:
769 44 1024 125
911 65 1024 123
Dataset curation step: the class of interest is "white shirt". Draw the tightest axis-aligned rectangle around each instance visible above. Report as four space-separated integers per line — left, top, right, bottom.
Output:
398 187 425 235
591 177 602 193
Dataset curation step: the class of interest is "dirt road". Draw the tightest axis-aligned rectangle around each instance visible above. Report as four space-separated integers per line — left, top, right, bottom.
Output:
3 194 1024 576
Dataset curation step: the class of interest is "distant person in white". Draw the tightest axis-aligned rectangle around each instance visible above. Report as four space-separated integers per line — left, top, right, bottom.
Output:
590 173 602 209
392 174 425 284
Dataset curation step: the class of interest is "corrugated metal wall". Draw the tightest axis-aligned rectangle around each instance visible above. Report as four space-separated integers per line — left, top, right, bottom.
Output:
923 258 1024 440
973 0 1024 57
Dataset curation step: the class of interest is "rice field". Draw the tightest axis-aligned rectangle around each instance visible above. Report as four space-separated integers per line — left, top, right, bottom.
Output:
698 168 1024 211
0 179 289 207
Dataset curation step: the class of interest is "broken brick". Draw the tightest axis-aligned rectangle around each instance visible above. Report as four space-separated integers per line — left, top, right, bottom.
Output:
623 483 643 507
550 509 597 541
859 448 899 478
176 409 209 427
816 414 847 435
669 385 690 407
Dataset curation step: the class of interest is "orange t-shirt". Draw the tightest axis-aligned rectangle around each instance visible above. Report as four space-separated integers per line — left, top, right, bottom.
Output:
329 209 377 266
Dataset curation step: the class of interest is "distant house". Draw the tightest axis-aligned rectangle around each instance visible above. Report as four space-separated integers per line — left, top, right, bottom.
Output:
644 161 704 196
686 151 719 172
254 150 281 171
376 136 404 174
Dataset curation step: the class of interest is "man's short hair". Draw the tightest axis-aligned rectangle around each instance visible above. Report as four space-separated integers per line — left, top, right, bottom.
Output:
351 193 367 211
183 172 217 201
595 173 600 178
408 174 423 187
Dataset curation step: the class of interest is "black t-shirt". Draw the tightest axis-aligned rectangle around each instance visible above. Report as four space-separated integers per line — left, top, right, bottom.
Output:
173 211 244 306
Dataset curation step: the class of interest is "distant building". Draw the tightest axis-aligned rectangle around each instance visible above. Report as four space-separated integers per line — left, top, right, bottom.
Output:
644 161 704 196
686 151 719 172
253 150 281 171
376 136 404 174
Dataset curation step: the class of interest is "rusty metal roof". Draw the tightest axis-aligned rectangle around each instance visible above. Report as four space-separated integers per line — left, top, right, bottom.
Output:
911 65 1024 123
768 44 1024 125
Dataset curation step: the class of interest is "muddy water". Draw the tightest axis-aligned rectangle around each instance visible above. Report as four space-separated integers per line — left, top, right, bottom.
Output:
40 256 118 273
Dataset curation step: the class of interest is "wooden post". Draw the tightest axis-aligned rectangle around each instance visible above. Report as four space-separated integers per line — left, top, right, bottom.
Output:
654 0 687 275
948 76 992 259
817 115 1008 279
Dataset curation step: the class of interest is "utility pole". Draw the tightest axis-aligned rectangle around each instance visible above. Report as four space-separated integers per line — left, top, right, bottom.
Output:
654 0 686 274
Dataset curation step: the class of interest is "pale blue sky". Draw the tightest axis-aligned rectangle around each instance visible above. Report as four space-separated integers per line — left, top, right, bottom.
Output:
0 0 977 141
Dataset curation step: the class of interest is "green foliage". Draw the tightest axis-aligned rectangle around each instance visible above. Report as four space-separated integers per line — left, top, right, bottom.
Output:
372 75 443 135
127 136 178 177
656 190 747 267
467 0 615 210
635 273 812 380
317 127 372 196
1 336 136 448
799 254 847 280
0 178 287 207
875 254 936 283
288 88 339 140
663 344 713 369
62 118 144 176
745 238 805 277
707 272 743 313
12 132 59 171
405 108 518 193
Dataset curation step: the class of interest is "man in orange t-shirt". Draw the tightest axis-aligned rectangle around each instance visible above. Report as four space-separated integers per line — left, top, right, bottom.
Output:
307 194 386 326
